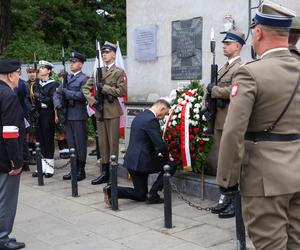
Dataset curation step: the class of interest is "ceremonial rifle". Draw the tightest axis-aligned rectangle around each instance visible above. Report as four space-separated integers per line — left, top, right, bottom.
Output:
95 41 105 121
203 28 218 135
59 47 68 124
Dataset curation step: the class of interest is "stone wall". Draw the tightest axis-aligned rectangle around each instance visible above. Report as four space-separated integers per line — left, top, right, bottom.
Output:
126 0 300 100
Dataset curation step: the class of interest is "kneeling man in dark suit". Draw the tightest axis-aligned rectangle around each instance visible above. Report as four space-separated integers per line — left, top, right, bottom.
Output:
103 99 177 204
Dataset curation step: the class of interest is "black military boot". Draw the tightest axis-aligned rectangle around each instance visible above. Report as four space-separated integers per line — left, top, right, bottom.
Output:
91 163 110 185
77 160 86 181
63 171 72 180
211 194 231 214
218 192 236 219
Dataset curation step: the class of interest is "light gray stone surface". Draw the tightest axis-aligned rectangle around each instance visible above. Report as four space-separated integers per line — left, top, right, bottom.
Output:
12 147 254 249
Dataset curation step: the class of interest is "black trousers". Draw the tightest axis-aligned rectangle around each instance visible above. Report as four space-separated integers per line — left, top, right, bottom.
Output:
66 120 87 162
117 161 177 201
36 108 55 159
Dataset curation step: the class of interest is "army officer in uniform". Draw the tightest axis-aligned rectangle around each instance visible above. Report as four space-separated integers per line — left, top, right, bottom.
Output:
207 29 245 218
82 41 126 185
216 2 300 249
56 52 89 181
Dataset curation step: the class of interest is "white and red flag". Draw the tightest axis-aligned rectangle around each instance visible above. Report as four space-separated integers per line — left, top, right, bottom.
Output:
115 41 128 138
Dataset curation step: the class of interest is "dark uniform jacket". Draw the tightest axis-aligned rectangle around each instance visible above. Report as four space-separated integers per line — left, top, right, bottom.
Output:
82 64 126 119
55 72 88 121
124 109 169 173
0 80 25 173
217 50 300 196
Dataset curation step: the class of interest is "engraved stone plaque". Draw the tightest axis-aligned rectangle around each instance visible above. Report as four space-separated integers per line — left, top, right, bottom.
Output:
171 17 202 80
134 25 157 61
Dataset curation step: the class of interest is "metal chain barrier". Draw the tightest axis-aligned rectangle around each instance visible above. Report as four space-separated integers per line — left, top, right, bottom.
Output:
170 180 212 211
37 151 70 170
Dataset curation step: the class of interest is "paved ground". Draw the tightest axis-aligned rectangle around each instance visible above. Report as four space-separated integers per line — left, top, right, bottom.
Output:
13 148 255 250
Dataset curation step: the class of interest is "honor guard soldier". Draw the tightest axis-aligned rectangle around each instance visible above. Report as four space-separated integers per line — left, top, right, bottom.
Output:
216 1 300 249
207 29 245 218
26 66 38 165
82 41 126 185
56 52 89 181
289 17 300 61
0 59 26 250
32 61 59 178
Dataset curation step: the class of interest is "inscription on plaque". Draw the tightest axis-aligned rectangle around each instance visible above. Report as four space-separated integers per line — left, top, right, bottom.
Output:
171 17 202 80
134 25 157 61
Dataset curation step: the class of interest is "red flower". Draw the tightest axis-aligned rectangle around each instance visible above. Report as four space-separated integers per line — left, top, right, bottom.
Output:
189 134 195 140
170 129 175 135
189 128 192 133
198 147 204 152
199 140 205 145
190 146 195 152
193 128 199 134
175 125 180 131
191 154 197 159
168 135 172 140
170 141 176 146
201 134 207 138
185 91 195 97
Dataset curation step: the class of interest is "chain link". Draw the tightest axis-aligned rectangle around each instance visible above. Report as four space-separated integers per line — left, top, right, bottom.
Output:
37 151 70 170
170 180 212 211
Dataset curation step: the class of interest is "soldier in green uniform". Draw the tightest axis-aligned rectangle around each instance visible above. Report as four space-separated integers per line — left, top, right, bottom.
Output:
207 29 245 218
289 17 300 61
216 1 300 249
82 41 126 185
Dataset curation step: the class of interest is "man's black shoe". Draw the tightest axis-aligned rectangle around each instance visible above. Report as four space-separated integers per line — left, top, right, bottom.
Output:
44 173 53 178
146 193 164 204
62 172 71 180
0 240 25 250
77 171 86 181
88 149 97 156
22 165 30 172
91 174 109 185
218 199 235 218
60 152 70 159
32 171 44 178
211 195 231 214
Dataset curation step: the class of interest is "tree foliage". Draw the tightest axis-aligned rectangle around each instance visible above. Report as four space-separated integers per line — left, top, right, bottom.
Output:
0 0 126 63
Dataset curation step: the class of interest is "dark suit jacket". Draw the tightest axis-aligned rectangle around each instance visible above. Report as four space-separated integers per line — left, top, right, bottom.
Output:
124 109 169 173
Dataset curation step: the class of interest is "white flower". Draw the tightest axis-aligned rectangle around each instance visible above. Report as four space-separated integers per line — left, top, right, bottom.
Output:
172 120 177 126
178 113 181 119
189 97 196 102
202 115 207 121
194 103 201 108
172 115 177 120
193 108 199 114
194 114 200 120
184 95 189 100
177 98 184 103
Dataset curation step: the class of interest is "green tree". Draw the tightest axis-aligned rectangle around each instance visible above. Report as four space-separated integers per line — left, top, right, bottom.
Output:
0 0 126 63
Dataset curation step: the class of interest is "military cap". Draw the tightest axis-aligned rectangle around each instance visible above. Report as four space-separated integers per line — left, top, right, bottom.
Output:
102 41 117 52
251 0 296 28
290 17 300 31
222 29 246 46
70 52 86 63
26 66 37 73
39 60 54 69
0 59 21 74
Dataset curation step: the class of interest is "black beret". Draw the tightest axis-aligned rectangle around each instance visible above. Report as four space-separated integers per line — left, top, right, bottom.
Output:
0 59 21 74
70 52 86 63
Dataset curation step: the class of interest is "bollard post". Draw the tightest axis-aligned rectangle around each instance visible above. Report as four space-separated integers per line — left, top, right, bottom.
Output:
35 142 44 186
163 164 172 228
235 191 246 250
70 148 78 197
110 155 118 210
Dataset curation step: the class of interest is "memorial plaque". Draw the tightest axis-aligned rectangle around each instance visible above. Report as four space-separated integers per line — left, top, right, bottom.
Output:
134 25 157 61
171 17 202 80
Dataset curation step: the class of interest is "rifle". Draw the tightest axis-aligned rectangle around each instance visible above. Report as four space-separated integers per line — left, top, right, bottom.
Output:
28 53 40 129
59 47 68 124
95 42 105 121
203 28 218 135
